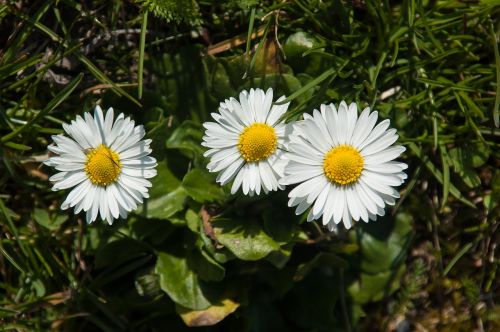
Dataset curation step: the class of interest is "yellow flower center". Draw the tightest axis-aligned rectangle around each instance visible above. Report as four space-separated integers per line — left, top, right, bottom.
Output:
84 144 121 186
323 145 364 185
238 123 277 162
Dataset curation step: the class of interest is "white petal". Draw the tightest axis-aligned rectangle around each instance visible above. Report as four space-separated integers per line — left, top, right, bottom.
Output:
216 158 244 185
288 175 324 199
333 187 345 225
346 186 360 221
358 119 391 151
336 101 348 144
350 107 371 146
99 187 108 221
52 171 87 190
322 185 336 225
342 198 352 229
83 112 101 147
345 102 358 143
266 96 290 126
106 186 119 219
312 185 330 217
325 103 340 146
361 129 398 156
238 91 255 124
231 167 245 194
364 146 406 165
306 177 329 204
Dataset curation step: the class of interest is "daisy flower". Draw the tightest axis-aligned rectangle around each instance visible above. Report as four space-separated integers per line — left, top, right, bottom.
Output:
45 106 157 224
280 101 407 230
202 88 290 196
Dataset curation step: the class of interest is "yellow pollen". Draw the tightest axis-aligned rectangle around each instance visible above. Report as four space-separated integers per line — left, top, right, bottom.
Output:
238 123 277 162
323 145 364 185
84 144 121 186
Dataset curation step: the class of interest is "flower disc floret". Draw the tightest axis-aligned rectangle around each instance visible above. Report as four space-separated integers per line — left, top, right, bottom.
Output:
85 144 121 186
323 145 364 185
238 123 277 162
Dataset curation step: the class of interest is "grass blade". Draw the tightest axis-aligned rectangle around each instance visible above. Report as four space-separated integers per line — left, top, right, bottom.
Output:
245 7 256 57
1 73 83 143
408 143 475 208
490 21 500 127
443 242 474 276
138 10 148 100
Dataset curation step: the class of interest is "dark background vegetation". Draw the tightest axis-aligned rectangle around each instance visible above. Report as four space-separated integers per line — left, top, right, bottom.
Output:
0 0 499 331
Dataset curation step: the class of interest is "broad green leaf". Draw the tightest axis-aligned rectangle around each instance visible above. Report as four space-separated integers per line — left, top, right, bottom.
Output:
95 238 149 269
188 249 225 282
182 169 226 203
207 59 237 99
176 298 239 327
33 208 67 230
155 252 213 310
166 120 205 161
185 209 200 232
141 160 186 219
262 208 298 244
212 218 281 261
348 264 406 304
145 186 187 220
354 212 413 274
265 243 293 269
131 217 177 244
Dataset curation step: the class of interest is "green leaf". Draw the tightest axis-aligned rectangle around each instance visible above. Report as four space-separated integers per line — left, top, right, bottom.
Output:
348 264 406 304
146 187 187 220
188 249 225 282
141 160 187 219
2 141 32 150
155 251 213 310
212 218 281 261
262 208 298 244
182 169 226 204
166 120 205 161
265 243 293 269
33 208 67 231
354 212 413 275
185 209 200 232
95 238 149 269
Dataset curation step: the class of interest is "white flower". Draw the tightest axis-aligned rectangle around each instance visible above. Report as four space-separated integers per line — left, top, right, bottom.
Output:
45 106 157 224
202 88 290 196
280 101 407 230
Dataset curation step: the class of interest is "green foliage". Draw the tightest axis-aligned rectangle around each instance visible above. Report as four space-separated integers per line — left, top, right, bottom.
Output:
137 0 202 25
0 0 499 331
